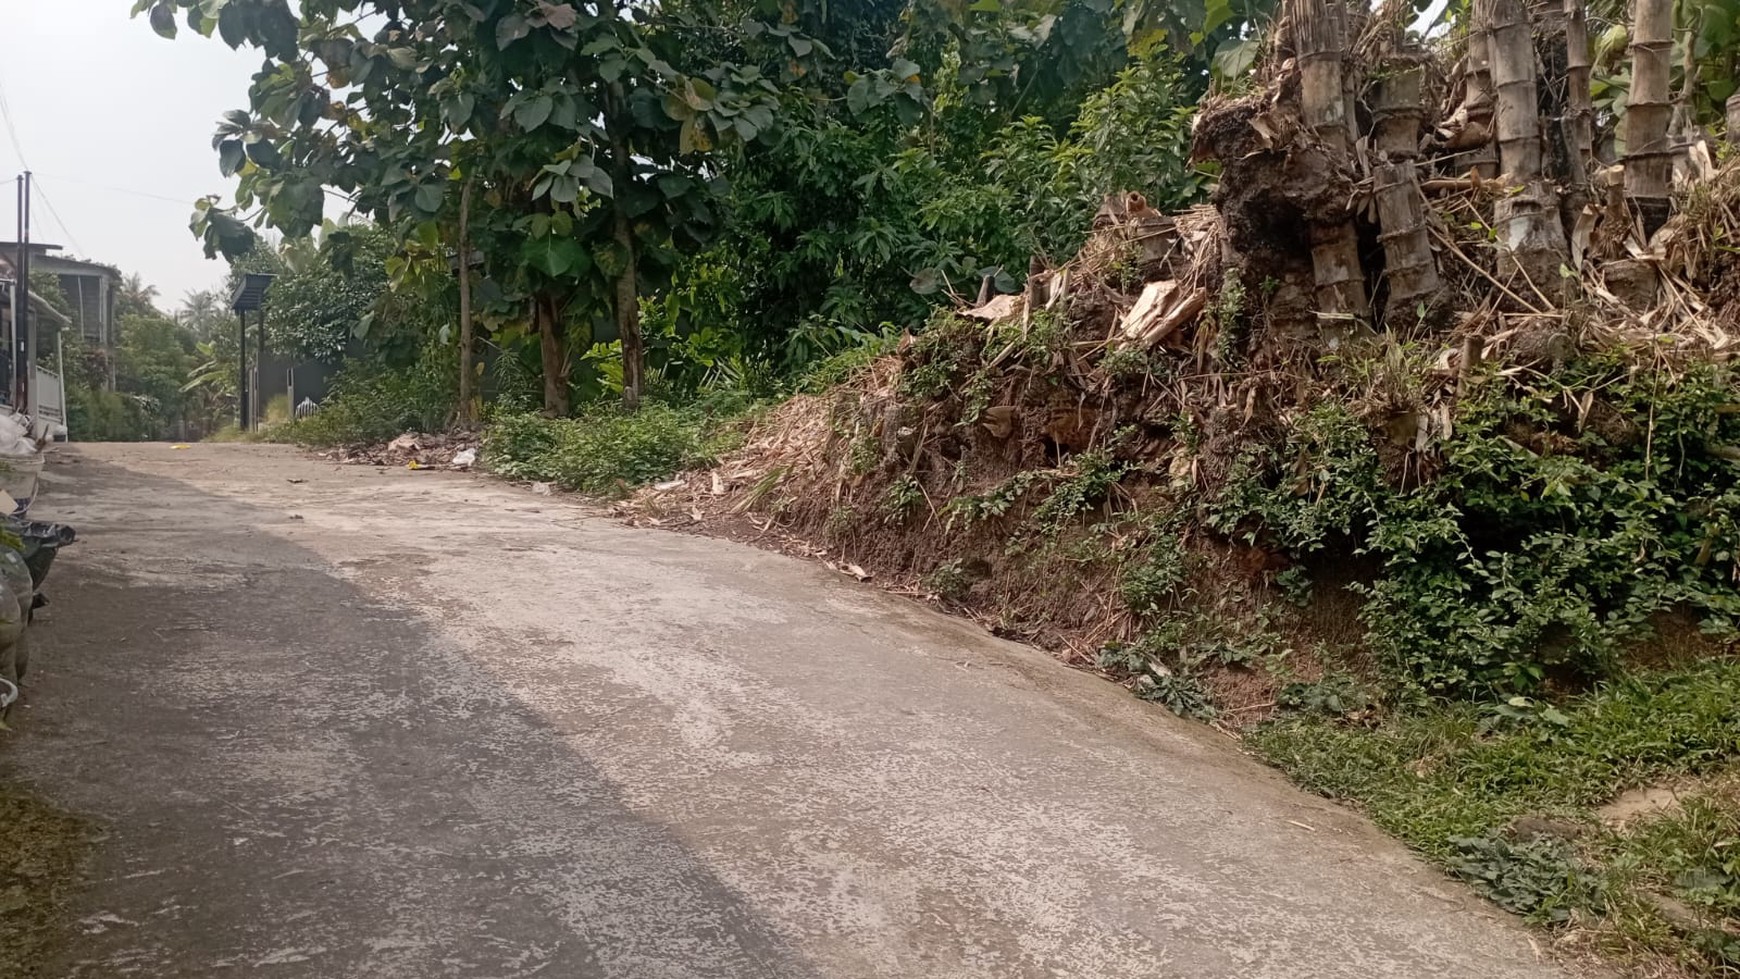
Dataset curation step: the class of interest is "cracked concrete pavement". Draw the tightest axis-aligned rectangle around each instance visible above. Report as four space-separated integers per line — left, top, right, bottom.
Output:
1 443 1575 977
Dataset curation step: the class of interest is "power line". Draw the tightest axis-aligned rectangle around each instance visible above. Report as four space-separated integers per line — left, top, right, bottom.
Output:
34 171 360 211
31 179 84 254
0 68 83 253
0 70 29 170
26 171 192 207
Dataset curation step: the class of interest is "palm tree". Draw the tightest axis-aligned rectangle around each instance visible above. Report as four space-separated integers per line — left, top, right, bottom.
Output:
119 272 162 317
177 290 229 343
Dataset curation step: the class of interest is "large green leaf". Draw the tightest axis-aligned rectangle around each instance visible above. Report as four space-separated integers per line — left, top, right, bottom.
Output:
217 139 246 176
149 2 178 38
846 77 873 115
414 182 444 215
573 159 614 198
538 2 579 30
1211 38 1259 82
621 183 662 218
496 13 531 49
243 138 282 169
549 94 579 131
444 93 476 132
515 94 554 131
522 235 590 278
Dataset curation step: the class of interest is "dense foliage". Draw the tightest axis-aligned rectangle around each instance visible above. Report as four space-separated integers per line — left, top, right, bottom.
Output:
123 1 1740 970
138 0 1255 415
1210 360 1740 700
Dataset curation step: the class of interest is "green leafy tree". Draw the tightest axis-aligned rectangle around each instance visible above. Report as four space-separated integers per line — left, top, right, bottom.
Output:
140 0 814 413
674 48 1204 369
115 313 201 438
176 290 240 422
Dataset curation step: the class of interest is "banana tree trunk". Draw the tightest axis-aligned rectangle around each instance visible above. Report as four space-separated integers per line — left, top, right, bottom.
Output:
1478 0 1569 297
1292 0 1369 321
1625 0 1676 236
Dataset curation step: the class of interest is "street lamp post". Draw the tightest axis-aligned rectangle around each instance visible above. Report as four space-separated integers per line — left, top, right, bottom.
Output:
229 273 276 431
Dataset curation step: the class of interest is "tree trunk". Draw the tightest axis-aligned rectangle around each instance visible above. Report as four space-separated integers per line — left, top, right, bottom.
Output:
1625 0 1675 237
604 80 644 412
535 292 570 417
1560 0 1595 204
1450 27 1499 178
1341 3 1368 151
1671 4 1699 141
1371 49 1440 316
456 178 476 428
1375 166 1441 314
1372 55 1427 162
600 0 644 412
1478 0 1569 298
1291 0 1369 322
611 203 643 412
1729 93 1740 145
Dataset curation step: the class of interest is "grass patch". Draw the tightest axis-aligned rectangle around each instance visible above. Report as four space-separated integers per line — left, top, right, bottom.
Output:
0 784 92 976
1593 779 1740 971
483 399 750 497
1250 659 1740 972
270 359 456 448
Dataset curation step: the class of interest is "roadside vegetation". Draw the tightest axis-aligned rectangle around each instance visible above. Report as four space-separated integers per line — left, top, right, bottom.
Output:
142 0 1740 973
0 783 92 976
26 272 236 443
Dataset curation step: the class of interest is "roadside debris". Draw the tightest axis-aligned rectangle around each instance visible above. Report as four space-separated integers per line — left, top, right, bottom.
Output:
319 431 482 472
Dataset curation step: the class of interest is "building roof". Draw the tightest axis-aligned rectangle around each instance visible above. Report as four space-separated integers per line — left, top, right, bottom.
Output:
30 291 71 328
0 242 122 280
231 272 276 312
0 280 74 329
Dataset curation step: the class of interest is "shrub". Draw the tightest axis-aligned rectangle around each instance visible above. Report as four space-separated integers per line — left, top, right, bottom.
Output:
1210 359 1740 699
484 402 728 496
1120 531 1188 618
278 354 456 447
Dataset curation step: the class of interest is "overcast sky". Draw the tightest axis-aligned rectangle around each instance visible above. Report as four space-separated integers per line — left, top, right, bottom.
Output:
0 0 260 309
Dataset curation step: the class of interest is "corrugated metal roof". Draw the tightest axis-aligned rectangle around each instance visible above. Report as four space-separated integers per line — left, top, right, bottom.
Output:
230 272 276 312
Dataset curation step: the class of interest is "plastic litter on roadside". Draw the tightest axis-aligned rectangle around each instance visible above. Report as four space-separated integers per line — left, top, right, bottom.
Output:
0 415 47 517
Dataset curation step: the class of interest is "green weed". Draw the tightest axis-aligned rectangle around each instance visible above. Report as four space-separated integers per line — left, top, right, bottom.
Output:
484 402 731 496
882 475 924 521
1120 532 1188 618
923 558 975 601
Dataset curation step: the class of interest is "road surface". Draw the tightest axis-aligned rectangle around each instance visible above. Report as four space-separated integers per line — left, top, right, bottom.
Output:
4 444 1570 978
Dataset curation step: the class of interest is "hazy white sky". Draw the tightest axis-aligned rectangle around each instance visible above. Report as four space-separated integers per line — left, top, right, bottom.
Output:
0 0 259 308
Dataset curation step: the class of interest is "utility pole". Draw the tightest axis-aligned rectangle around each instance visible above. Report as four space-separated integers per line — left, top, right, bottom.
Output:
238 308 249 431
12 172 31 415
10 176 20 407
22 171 31 420
256 299 266 425
229 273 274 432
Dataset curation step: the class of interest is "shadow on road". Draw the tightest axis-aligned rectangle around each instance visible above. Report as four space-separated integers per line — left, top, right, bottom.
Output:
4 453 817 979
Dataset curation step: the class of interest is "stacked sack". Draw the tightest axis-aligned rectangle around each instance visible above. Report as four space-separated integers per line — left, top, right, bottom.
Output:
0 411 49 713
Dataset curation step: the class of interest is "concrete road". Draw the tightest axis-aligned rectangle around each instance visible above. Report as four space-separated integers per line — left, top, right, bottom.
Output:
4 444 1570 978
